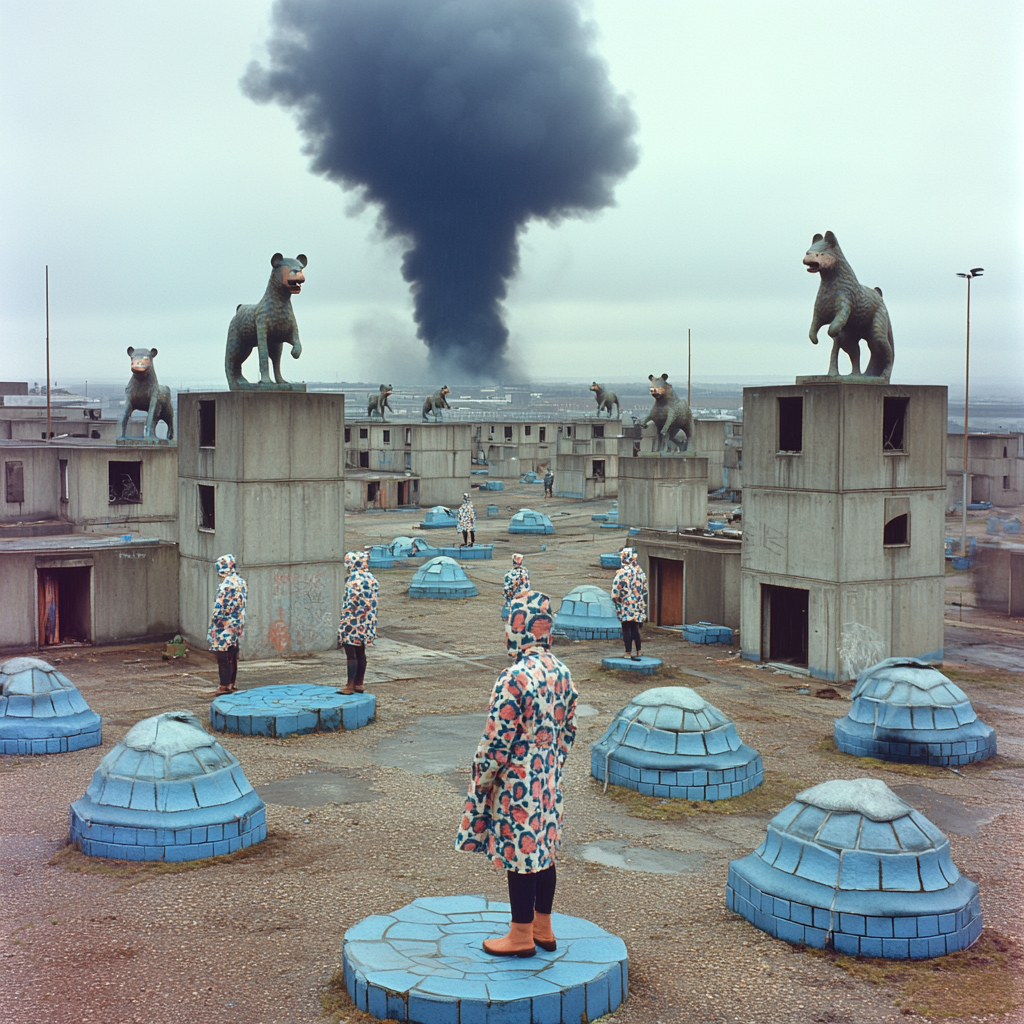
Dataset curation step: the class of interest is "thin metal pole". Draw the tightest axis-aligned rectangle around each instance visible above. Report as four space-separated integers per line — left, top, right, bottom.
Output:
961 276 970 559
45 266 51 442
687 328 691 408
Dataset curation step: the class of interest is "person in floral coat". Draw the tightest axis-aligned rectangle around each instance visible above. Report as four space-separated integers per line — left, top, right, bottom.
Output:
457 492 476 547
501 554 530 621
207 554 247 694
611 546 648 660
336 549 378 694
455 590 578 957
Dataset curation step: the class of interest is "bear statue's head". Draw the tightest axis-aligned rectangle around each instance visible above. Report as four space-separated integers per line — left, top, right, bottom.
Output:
440 385 450 397
271 253 307 294
127 347 157 376
648 373 673 400
803 231 840 274
379 384 394 396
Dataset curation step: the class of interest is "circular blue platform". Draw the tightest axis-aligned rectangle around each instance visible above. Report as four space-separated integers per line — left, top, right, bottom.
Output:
343 895 627 1024
601 656 662 675
210 685 375 737
598 552 621 568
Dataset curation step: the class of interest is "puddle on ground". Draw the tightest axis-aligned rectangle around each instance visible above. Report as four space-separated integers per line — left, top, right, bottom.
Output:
256 770 381 807
574 839 705 874
372 714 488 776
892 784 1001 838
575 703 599 717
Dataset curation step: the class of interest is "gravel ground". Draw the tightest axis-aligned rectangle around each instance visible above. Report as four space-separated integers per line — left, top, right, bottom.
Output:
2 487 1022 1024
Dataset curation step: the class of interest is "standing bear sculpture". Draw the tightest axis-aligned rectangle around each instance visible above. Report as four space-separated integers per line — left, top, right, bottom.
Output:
804 231 894 381
591 382 619 418
422 386 451 422
119 347 174 441
225 253 307 391
643 374 693 452
368 385 393 420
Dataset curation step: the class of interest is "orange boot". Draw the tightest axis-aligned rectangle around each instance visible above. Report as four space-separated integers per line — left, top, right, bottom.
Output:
482 921 536 958
532 912 557 952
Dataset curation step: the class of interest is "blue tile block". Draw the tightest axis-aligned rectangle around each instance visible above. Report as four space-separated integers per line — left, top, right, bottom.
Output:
917 915 939 937
909 937 932 959
586 974 610 1020
938 913 956 934
804 926 828 948
927 935 947 957
561 983 586 1024
866 916 893 938
366 984 388 1020
407 993 458 1024
775 918 804 944
883 937 910 958
859 936 884 957
532 990 562 1024
840 914 866 936
773 897 790 920
790 902 813 926
894 917 918 938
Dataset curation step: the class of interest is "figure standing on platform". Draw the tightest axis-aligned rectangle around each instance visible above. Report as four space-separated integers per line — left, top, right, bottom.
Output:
208 554 247 694
455 591 578 957
611 546 648 660
457 492 476 547
543 466 554 500
337 550 378 695
501 554 530 621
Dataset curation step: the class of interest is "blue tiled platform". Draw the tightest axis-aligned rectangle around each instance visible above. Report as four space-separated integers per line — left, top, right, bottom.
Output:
436 545 494 560
343 895 628 1024
479 480 505 491
682 622 734 645
599 553 621 568
601 656 662 675
0 657 102 755
421 506 458 529
69 711 266 862
509 509 554 535
369 545 397 569
727 778 982 958
834 658 996 766
409 557 479 599
210 685 375 736
591 686 762 800
553 585 621 640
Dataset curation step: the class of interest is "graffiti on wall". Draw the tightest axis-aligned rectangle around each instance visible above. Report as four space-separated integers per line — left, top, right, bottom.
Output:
267 570 333 653
839 621 887 680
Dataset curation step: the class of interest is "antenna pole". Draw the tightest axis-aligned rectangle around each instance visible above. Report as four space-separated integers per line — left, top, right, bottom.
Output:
687 328 691 407
45 266 51 442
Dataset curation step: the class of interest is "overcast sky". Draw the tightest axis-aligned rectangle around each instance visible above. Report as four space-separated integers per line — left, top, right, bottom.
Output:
1 1 1021 391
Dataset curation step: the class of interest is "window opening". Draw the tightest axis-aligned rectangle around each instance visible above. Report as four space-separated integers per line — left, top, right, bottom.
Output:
593 424 605 439
198 400 216 448
367 481 380 506
359 451 369 469
883 513 910 546
539 427 546 442
59 459 69 503
565 426 572 438
344 427 351 443
405 427 412 445
108 461 142 504
1002 446 1007 458
592 459 606 479
504 426 513 440
405 452 412 471
777 397 803 453
5 460 25 503
882 397 908 451
525 425 532 436
383 429 390 444
359 427 368 440
198 484 215 530
1003 476 1011 490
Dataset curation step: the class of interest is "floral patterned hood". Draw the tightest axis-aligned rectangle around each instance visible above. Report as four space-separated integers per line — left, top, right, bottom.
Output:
345 550 370 573
215 554 237 578
505 590 553 656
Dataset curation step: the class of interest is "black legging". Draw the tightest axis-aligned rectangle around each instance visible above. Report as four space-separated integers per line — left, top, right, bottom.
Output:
343 643 367 686
216 646 239 687
622 621 642 655
507 866 556 924
461 529 475 545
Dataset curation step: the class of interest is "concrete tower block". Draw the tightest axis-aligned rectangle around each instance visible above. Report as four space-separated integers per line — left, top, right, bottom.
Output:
618 455 709 531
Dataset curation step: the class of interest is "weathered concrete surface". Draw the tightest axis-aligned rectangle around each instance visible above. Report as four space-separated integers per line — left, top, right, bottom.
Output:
256 770 382 807
618 454 708 531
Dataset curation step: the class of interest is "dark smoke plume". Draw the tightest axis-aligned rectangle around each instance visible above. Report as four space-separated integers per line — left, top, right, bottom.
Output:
243 0 638 380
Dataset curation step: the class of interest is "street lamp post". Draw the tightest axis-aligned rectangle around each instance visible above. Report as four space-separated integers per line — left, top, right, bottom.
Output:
955 268 983 560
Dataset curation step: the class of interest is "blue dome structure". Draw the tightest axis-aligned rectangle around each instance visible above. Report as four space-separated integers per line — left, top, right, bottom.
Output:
420 506 457 529
368 544 396 569
408 556 479 599
0 657 102 755
591 686 762 800
69 711 266 862
834 659 996 766
391 536 437 559
727 778 982 959
508 508 553 534
553 585 621 639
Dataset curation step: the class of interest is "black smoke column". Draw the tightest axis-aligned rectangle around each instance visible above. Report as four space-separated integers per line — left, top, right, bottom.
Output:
243 0 638 380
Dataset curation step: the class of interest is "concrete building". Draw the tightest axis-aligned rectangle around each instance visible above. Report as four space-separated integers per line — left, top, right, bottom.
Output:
739 382 946 681
554 419 623 499
476 420 557 480
618 455 709 531
974 542 1024 616
1 390 119 442
177 392 345 659
946 432 1024 509
344 421 471 508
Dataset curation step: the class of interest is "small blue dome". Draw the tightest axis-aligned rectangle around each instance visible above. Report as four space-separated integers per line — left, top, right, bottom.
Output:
554 585 620 639
0 657 101 755
420 506 457 528
69 711 266 862
508 508 553 534
408 556 479 599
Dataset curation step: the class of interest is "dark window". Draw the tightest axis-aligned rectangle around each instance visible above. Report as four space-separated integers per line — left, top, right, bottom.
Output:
405 428 412 445
198 484 215 530
883 513 909 546
778 398 803 452
1003 446 1008 458
565 426 572 437
359 451 369 469
383 430 391 443
367 481 380 504
1004 476 1011 489
199 400 216 448
525 425 532 436
882 397 908 451
108 461 142 504
359 427 368 439
504 426 513 440
539 427 546 442
405 451 412 470
5 460 24 503
344 426 351 443
90 430 100 439
592 459 605 479
593 424 605 438
59 459 68 503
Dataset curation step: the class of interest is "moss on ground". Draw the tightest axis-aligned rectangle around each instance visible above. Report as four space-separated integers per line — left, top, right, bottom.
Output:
809 932 1021 1019
815 737 949 779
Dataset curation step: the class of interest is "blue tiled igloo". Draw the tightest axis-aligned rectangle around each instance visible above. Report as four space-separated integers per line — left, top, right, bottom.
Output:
509 508 554 534
420 506 457 529
69 711 266 862
727 778 983 958
834 658 997 766
408 556 479 599
0 657 102 754
392 536 437 559
591 686 762 800
553 585 621 640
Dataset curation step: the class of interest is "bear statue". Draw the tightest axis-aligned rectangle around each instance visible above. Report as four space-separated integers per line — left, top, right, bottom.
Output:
119 347 174 441
643 374 693 453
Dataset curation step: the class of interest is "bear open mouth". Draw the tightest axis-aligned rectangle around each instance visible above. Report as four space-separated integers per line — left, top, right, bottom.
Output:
288 282 302 292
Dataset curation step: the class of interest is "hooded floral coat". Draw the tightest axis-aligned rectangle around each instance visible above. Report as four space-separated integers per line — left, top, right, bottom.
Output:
456 496 476 531
207 555 247 651
502 554 530 602
337 550 379 647
611 547 649 623
455 591 578 873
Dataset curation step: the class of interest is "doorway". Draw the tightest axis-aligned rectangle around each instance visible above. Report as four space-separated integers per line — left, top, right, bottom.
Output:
651 557 684 626
761 584 808 666
38 566 92 645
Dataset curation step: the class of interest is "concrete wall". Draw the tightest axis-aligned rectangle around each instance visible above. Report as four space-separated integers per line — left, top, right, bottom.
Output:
618 455 708 530
974 544 1024 616
178 391 345 658
553 453 617 500
0 541 179 651
947 433 1024 507
344 474 420 511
